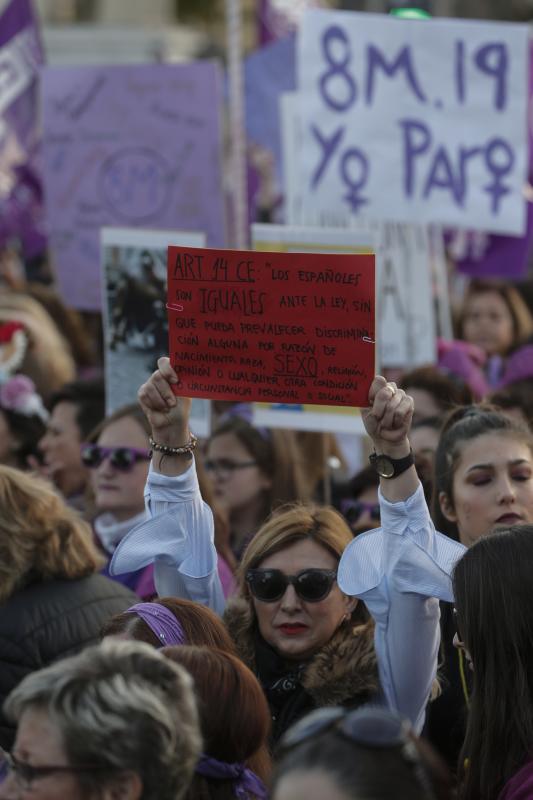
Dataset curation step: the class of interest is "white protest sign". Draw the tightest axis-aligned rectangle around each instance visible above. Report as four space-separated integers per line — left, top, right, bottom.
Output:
100 227 211 437
377 223 436 367
297 10 529 234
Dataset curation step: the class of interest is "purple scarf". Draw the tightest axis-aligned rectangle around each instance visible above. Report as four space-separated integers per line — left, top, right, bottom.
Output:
196 754 267 799
125 603 186 647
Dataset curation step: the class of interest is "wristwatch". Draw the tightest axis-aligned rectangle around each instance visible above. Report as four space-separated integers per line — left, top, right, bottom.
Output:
369 450 414 479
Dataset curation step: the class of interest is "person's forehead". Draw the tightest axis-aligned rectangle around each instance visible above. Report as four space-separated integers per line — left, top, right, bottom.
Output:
455 431 532 469
259 538 338 571
15 707 66 761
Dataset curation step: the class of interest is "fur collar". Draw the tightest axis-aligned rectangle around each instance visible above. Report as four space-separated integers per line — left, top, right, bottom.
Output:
223 598 379 707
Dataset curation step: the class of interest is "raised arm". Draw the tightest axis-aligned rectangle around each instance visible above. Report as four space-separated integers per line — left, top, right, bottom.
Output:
138 357 194 477
110 358 225 613
338 376 465 732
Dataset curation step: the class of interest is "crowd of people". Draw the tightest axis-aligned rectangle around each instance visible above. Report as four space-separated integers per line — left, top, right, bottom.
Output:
0 261 532 800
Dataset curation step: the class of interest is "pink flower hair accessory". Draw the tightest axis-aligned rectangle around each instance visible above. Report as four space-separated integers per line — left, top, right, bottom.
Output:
0 374 48 422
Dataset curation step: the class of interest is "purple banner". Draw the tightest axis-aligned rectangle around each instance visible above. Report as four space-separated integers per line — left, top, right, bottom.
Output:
0 0 46 258
41 62 226 310
245 34 295 177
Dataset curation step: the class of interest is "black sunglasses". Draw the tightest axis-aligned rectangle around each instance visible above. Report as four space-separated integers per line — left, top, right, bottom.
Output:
245 568 337 603
277 706 436 799
80 444 151 472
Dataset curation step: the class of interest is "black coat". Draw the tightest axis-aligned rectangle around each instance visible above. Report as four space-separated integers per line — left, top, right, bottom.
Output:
0 573 136 750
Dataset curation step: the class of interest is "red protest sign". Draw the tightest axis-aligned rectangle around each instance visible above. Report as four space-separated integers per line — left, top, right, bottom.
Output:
167 246 375 407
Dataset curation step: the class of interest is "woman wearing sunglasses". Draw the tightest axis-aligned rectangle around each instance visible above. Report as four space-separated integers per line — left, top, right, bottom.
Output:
85 403 236 601
83 403 155 599
110 359 463 740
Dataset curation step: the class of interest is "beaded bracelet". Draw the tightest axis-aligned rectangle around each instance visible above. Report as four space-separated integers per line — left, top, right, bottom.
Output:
149 433 198 456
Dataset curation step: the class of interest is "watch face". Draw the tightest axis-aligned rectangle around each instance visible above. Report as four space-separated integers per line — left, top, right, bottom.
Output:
375 455 394 478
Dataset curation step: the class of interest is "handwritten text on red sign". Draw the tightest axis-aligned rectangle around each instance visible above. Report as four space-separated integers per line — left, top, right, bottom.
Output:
167 246 375 407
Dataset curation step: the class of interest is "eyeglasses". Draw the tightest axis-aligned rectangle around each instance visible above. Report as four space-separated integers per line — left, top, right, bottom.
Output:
340 499 380 526
246 568 337 603
80 443 151 472
204 458 257 479
277 706 436 799
0 749 113 791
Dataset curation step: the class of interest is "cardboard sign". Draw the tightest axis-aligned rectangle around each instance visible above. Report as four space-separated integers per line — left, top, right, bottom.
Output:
252 221 368 432
167 246 375 407
41 61 226 311
101 227 211 438
297 10 528 235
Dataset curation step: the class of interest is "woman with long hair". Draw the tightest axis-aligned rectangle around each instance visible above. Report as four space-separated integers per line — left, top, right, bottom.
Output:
204 414 308 558
453 526 533 799
426 406 533 768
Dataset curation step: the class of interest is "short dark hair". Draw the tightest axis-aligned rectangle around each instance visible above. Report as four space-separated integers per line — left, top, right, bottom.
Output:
48 378 105 439
400 366 473 413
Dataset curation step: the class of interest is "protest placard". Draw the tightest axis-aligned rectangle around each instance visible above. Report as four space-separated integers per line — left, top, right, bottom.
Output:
251 222 371 432
167 245 375 407
0 0 46 259
101 228 211 438
296 10 529 235
42 61 226 311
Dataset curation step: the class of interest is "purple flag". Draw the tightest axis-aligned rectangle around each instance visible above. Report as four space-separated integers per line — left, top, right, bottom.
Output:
0 0 46 259
258 0 327 46
41 62 226 310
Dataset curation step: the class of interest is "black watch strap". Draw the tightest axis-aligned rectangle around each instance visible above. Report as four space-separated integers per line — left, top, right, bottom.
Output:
369 450 414 479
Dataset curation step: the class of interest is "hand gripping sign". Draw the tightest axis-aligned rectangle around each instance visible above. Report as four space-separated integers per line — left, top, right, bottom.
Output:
167 246 375 407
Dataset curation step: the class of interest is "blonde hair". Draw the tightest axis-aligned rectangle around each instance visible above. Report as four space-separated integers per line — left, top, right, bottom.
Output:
0 291 76 400
0 465 104 602
239 504 350 587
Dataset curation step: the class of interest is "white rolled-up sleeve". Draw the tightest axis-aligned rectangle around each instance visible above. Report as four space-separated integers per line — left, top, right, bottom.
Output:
110 460 225 615
338 483 466 733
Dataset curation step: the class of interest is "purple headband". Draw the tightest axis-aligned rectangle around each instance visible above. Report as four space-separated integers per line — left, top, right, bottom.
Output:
126 603 186 648
196 755 267 799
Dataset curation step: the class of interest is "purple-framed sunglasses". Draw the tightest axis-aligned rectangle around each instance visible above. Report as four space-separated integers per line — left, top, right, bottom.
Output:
80 443 151 472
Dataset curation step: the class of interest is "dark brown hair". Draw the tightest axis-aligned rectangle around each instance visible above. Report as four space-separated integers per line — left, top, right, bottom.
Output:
454 526 533 799
208 417 309 526
457 279 533 355
164 645 271 799
400 365 473 415
101 597 237 654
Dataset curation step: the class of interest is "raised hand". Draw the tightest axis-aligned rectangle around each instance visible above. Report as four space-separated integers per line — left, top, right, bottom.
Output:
362 376 413 455
138 357 191 447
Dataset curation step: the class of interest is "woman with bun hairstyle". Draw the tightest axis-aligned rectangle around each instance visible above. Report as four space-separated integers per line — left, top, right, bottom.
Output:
427 405 533 768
